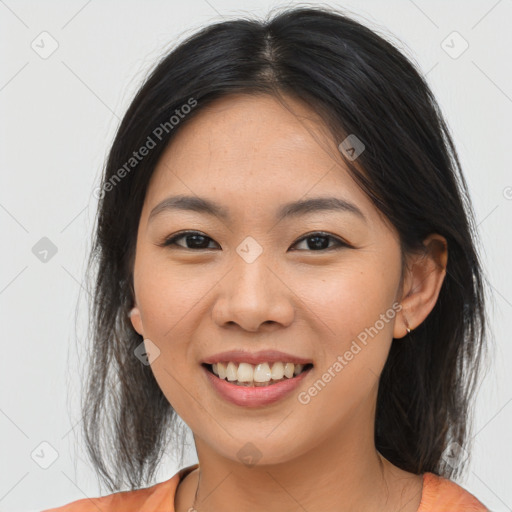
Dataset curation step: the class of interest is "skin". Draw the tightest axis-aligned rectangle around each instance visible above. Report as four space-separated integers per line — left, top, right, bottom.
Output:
129 93 448 512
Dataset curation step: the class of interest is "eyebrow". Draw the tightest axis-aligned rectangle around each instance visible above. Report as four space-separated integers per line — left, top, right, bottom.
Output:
148 194 367 224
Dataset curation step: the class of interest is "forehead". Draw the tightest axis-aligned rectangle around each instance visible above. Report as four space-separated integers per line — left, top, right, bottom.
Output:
143 93 375 222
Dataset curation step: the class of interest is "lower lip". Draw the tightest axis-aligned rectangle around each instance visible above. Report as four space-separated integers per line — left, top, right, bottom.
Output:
202 365 312 408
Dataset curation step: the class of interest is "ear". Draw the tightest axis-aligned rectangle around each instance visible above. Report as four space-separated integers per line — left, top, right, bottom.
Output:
394 233 448 339
129 305 144 336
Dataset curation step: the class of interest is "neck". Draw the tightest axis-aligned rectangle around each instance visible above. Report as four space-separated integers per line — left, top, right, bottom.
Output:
175 405 423 512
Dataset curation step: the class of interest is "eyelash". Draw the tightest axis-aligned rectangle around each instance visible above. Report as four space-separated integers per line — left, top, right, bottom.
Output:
160 230 350 252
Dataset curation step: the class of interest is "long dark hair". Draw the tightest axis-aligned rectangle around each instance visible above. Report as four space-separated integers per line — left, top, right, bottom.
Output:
80 4 490 492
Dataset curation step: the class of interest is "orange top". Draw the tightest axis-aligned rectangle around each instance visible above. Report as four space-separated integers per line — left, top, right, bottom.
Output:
41 464 488 512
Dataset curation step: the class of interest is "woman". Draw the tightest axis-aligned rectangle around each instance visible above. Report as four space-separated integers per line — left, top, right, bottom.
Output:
43 5 489 511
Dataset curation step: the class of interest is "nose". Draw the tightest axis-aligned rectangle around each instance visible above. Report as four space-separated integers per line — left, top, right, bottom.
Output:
211 254 295 332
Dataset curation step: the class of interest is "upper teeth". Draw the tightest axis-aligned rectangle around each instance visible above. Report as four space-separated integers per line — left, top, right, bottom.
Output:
212 362 307 383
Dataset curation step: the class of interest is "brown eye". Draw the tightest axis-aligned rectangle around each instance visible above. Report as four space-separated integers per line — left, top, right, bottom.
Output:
162 231 219 250
291 232 349 251
161 230 349 252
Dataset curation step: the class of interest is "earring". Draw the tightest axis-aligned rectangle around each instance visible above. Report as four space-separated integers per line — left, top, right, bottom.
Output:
401 308 412 334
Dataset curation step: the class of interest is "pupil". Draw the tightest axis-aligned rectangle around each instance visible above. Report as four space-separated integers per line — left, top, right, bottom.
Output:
188 235 208 249
308 236 328 250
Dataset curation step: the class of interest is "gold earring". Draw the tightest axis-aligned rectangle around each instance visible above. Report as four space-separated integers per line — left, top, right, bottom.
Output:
402 311 412 334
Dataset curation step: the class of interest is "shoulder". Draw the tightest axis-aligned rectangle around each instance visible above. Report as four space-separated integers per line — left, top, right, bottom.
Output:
40 464 199 512
39 479 175 512
418 472 488 511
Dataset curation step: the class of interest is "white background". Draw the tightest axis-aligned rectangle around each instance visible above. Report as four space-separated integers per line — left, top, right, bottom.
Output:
1 0 511 510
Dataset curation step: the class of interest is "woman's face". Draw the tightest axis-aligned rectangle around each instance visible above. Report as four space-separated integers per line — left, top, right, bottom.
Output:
130 93 410 465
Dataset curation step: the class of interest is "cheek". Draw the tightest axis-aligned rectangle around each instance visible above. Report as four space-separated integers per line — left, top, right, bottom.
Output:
293 279 398 430
294 262 399 337
133 259 217 409
134 264 208 413
134 256 215 341
294 260 400 384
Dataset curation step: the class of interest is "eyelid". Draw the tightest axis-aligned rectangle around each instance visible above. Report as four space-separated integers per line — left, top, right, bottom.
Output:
291 231 350 251
160 230 219 250
160 230 351 251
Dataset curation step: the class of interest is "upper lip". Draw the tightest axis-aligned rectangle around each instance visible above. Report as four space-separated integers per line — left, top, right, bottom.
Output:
202 350 313 366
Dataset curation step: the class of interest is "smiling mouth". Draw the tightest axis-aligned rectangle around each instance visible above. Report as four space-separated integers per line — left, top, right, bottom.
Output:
202 362 314 387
